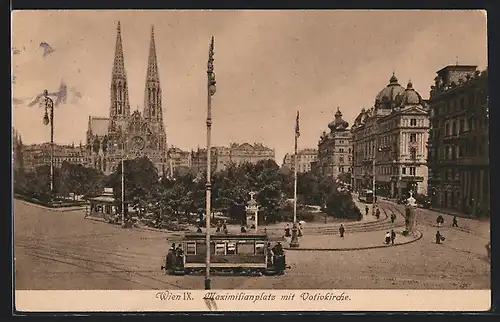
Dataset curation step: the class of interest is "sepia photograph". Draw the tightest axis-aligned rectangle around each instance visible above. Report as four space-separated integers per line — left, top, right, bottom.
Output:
12 9 490 311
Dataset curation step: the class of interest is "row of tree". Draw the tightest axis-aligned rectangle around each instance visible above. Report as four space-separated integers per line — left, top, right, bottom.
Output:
14 157 361 222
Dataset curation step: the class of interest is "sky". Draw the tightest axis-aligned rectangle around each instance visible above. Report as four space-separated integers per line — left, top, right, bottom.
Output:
12 10 487 165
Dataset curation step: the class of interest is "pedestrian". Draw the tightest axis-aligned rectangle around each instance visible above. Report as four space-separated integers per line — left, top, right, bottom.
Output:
284 224 291 237
298 223 303 237
216 220 221 233
339 224 345 238
365 206 369 216
222 220 228 234
391 213 396 224
376 208 381 219
452 216 458 228
435 230 445 244
390 229 396 245
240 226 247 233
437 215 444 227
385 231 391 245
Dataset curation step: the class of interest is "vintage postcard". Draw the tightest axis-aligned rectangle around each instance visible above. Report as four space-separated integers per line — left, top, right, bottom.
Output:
12 9 490 312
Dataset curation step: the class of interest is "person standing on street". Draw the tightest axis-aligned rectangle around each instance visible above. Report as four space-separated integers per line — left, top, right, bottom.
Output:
391 213 396 224
339 224 345 238
365 205 369 216
435 231 445 244
452 216 458 227
390 229 396 245
375 208 381 219
385 231 391 245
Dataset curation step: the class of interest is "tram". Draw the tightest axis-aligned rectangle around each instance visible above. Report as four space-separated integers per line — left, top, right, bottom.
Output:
359 189 374 203
161 232 289 276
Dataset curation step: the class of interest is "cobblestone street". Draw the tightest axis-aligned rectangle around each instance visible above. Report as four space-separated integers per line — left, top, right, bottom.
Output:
14 199 490 290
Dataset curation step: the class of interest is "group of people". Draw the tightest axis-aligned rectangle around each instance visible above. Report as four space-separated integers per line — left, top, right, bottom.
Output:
284 223 303 238
165 243 185 270
384 230 397 245
216 220 228 234
267 242 286 274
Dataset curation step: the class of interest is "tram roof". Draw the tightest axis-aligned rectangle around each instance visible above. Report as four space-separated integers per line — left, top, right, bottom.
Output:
182 232 282 241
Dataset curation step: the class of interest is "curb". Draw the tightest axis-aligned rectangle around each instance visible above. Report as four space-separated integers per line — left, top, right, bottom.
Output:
284 230 423 252
16 199 86 213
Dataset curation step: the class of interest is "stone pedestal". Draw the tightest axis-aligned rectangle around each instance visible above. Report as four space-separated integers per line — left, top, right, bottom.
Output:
289 223 300 248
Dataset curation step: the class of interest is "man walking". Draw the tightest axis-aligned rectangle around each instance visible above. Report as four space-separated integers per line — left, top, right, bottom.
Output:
390 229 396 245
452 216 458 228
365 205 369 216
339 224 345 238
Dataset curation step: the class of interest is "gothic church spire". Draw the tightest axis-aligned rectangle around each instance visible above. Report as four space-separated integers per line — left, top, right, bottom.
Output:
143 25 162 122
109 21 131 129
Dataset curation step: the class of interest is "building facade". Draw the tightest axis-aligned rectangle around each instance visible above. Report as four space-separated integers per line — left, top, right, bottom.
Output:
282 148 318 173
167 146 192 176
190 143 276 174
316 107 353 179
22 142 87 172
86 22 167 175
427 65 489 216
352 73 430 197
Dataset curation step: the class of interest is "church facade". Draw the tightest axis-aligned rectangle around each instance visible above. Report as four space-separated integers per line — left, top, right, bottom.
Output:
86 22 167 175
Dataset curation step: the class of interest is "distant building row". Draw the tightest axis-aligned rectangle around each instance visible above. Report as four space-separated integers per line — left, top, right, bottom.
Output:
13 139 276 175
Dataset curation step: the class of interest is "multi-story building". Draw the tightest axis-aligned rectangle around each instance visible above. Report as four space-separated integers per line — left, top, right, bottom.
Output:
86 22 167 175
282 148 318 173
22 142 87 172
167 145 192 176
316 107 353 179
352 73 430 197
190 143 276 174
427 65 489 216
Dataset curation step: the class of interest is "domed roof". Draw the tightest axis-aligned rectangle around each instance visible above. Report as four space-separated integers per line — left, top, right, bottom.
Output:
328 107 349 131
398 81 423 106
375 72 405 108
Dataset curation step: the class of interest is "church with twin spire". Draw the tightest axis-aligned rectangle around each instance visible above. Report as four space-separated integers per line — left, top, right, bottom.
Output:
86 22 167 175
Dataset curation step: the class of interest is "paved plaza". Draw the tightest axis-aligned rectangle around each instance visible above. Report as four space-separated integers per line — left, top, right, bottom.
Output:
14 199 490 290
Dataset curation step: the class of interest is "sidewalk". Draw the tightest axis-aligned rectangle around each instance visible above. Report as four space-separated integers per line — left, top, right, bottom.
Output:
16 199 86 213
283 228 422 251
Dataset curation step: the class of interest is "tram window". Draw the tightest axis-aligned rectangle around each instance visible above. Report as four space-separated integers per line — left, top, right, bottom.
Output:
226 242 236 255
255 242 265 255
186 242 196 255
215 243 226 255
238 243 254 254
196 242 207 255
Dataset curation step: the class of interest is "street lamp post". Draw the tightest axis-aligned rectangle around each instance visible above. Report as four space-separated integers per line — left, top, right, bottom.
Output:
114 142 126 228
290 111 300 248
205 36 216 290
42 90 55 195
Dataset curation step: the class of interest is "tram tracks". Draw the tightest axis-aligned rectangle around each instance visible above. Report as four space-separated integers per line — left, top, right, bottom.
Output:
14 238 182 290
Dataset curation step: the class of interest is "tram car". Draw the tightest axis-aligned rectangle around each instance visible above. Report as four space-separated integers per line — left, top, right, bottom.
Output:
161 232 289 276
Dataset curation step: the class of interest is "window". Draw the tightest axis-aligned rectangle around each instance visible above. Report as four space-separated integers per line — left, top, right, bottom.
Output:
459 119 465 133
255 242 265 255
339 148 344 153
402 167 406 175
410 147 417 160
226 242 236 255
410 133 417 143
339 156 344 164
339 166 344 172
215 242 226 255
409 167 416 176
237 242 254 254
410 118 417 126
445 123 450 136
452 121 456 135
186 242 196 255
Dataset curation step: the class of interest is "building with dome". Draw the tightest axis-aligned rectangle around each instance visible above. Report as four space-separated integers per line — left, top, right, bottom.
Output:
427 65 489 216
86 22 167 175
351 73 430 198
315 107 353 179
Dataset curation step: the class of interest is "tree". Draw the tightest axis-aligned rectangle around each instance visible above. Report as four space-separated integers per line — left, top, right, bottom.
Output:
337 172 352 185
108 156 159 213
